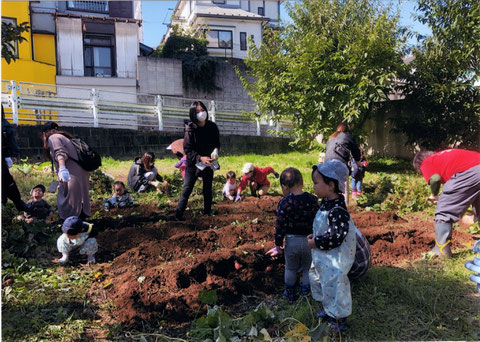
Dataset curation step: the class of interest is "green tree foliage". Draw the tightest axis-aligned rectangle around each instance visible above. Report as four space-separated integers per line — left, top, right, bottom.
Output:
392 0 480 149
237 0 406 147
153 28 219 93
1 21 30 64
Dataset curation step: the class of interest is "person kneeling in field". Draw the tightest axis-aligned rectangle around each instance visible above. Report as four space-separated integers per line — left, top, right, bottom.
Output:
413 149 480 258
104 181 134 209
235 163 279 201
307 159 370 333
56 216 99 264
267 167 319 301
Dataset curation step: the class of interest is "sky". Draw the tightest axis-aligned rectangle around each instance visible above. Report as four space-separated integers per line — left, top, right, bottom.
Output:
141 0 431 49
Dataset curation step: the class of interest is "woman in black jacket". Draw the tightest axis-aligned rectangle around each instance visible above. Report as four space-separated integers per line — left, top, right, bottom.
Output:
127 151 167 193
175 101 220 221
325 123 362 204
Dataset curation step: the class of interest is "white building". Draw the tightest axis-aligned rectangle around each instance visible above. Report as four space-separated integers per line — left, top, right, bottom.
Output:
165 0 281 59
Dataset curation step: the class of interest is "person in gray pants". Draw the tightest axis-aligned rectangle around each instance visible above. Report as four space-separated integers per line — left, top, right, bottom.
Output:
413 149 480 257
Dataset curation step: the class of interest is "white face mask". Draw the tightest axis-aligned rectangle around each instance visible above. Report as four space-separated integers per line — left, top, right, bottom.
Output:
196 111 207 122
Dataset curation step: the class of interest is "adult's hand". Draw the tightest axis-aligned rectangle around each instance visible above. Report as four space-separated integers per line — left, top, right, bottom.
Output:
427 195 438 204
274 172 279 179
235 193 242 202
266 246 283 257
58 166 71 182
200 156 213 166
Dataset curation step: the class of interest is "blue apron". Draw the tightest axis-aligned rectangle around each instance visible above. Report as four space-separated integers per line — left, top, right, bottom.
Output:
309 208 356 319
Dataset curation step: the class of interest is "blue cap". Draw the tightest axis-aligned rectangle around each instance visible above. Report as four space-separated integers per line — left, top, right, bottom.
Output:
315 159 349 193
62 216 88 235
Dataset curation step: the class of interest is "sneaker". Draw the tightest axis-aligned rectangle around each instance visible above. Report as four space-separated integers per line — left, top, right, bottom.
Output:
300 284 310 296
87 255 96 264
283 286 297 302
325 316 347 333
58 253 69 264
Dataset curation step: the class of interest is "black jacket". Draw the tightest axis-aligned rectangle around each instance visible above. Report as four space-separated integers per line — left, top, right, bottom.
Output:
183 120 220 166
2 118 20 159
127 157 163 192
325 132 361 166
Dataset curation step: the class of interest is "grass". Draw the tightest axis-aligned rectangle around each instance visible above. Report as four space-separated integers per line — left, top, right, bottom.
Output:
2 152 479 341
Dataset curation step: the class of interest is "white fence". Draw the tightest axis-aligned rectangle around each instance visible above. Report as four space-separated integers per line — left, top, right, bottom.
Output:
1 80 291 136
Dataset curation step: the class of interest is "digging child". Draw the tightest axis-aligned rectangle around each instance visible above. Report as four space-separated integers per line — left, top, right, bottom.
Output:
56 216 99 264
267 167 319 301
307 159 370 333
222 171 237 201
235 163 279 201
413 149 480 258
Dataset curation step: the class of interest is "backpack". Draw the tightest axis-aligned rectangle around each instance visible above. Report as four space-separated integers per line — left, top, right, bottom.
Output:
69 137 102 171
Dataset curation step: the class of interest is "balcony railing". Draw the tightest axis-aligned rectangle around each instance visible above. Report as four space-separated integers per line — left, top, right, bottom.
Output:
67 1 109 13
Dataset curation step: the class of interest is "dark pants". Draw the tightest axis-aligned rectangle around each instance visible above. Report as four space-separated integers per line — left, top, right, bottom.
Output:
175 165 214 218
2 159 27 211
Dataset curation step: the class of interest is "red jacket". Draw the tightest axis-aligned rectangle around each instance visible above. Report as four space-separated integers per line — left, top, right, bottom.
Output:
420 149 480 183
238 166 276 191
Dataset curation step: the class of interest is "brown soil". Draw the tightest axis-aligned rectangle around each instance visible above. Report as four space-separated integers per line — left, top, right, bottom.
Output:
89 196 475 329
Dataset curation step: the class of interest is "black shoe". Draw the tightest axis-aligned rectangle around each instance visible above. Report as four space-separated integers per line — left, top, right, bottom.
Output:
203 209 218 216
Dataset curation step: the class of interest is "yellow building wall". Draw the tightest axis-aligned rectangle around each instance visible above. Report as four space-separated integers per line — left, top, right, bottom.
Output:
1 1 57 124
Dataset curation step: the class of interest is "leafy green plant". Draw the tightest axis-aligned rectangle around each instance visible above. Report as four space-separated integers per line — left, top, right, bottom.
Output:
2 20 30 64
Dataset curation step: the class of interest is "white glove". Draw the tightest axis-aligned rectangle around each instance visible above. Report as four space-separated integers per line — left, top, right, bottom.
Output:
235 193 242 202
58 166 71 182
211 148 219 160
5 157 13 168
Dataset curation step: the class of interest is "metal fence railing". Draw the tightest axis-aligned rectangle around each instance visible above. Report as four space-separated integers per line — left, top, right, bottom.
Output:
1 80 292 136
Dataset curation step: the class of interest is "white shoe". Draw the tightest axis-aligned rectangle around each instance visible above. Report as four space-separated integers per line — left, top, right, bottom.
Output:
87 255 96 264
58 253 69 264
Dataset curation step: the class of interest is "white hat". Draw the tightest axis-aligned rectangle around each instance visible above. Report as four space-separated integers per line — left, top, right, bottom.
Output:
242 162 254 174
315 159 349 193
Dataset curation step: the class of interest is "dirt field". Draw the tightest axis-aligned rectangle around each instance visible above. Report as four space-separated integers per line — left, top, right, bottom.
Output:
88 196 474 329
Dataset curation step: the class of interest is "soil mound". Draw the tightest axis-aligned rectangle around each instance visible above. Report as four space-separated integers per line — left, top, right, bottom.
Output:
90 197 475 327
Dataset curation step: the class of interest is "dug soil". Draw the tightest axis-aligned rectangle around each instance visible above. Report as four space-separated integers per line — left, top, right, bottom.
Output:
89 196 475 329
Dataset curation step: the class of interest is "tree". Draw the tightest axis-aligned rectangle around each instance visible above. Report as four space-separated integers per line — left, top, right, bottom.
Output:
237 0 407 147
392 0 480 149
152 26 219 93
1 21 30 64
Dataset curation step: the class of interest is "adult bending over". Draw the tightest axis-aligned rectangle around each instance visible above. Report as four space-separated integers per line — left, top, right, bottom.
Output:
127 152 167 193
42 122 91 220
325 123 362 203
175 101 220 221
413 149 480 257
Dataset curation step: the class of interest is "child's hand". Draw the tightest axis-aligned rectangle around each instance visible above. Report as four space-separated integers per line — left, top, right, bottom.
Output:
25 217 34 224
307 234 316 249
227 195 234 201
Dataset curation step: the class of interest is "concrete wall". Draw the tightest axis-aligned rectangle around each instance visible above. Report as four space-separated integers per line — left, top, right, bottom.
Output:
14 125 292 162
137 57 183 97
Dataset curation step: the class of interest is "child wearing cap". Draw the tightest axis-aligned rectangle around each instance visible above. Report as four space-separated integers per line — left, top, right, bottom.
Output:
307 159 370 332
267 167 319 302
56 216 99 264
235 163 279 201
23 184 54 223
104 181 134 209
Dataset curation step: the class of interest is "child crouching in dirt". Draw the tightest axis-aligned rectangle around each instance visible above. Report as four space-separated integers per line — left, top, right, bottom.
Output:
307 159 357 333
56 216 99 264
235 163 279 201
104 181 134 209
267 167 319 301
223 171 237 201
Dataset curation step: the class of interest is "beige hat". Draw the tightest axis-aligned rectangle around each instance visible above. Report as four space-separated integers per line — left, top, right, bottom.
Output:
242 162 254 174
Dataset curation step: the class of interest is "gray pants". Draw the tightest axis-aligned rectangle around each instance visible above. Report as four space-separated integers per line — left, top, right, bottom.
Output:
435 164 480 224
284 234 312 286
434 164 480 250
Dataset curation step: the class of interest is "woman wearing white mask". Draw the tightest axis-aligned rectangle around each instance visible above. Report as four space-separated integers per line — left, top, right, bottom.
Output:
175 101 220 221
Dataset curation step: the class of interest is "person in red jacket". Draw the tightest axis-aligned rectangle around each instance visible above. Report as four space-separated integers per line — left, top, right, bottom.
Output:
235 163 279 201
413 149 480 258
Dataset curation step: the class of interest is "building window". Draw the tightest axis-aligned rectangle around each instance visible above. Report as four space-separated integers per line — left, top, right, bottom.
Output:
2 18 19 59
258 7 264 16
68 1 109 13
213 0 226 4
206 30 233 49
240 32 247 51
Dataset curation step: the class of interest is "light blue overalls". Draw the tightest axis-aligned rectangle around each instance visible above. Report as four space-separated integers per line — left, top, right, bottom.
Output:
309 207 356 319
